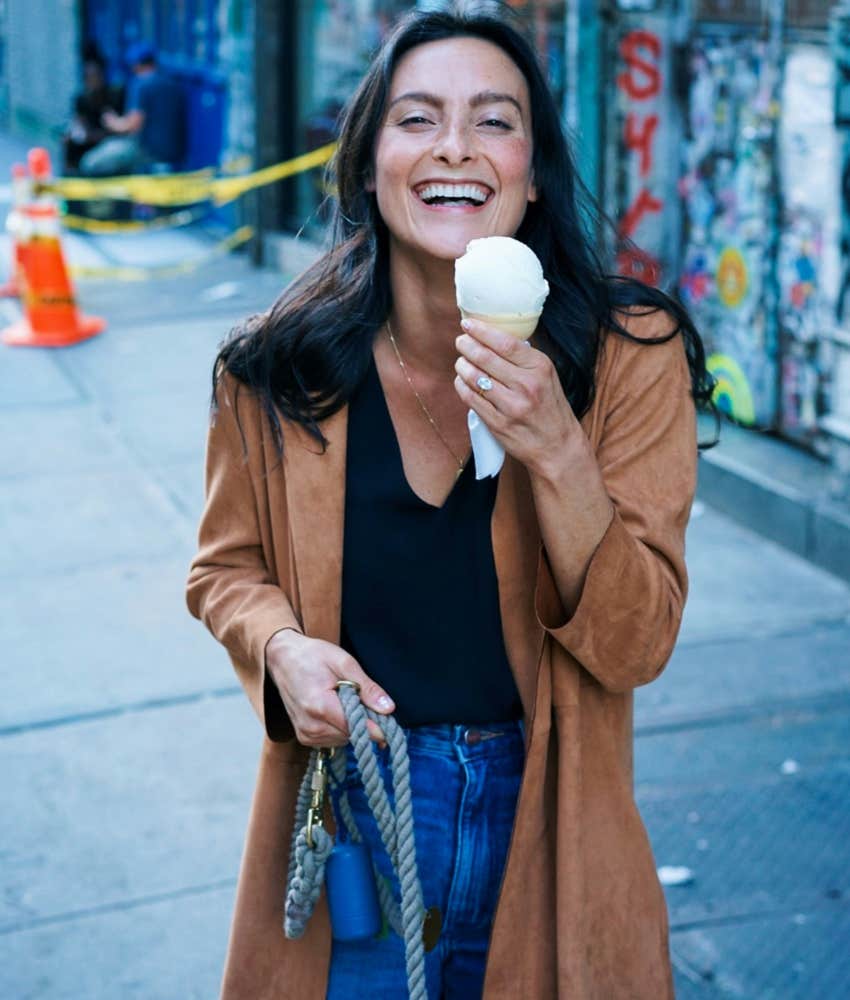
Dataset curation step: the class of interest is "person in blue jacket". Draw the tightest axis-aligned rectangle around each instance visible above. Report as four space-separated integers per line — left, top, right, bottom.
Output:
79 43 184 176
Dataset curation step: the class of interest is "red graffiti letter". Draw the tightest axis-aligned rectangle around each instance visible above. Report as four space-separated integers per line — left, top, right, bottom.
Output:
617 30 662 100
624 113 659 177
617 246 661 286
619 188 663 239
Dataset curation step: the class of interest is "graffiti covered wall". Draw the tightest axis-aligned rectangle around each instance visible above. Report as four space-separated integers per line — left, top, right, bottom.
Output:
678 32 780 427
777 43 838 439
679 26 837 439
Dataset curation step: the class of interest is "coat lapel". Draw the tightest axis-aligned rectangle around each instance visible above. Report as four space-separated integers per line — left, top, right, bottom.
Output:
282 405 348 644
492 456 546 722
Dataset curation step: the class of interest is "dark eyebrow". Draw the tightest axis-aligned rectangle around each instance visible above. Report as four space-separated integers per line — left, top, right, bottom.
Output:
470 90 523 114
387 91 442 111
388 90 523 114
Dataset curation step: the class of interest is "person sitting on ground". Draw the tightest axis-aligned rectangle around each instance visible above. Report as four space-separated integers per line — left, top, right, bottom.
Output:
62 52 124 174
79 43 185 177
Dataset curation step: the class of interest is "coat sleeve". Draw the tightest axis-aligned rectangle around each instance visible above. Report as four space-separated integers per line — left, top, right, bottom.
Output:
186 373 300 740
535 314 698 692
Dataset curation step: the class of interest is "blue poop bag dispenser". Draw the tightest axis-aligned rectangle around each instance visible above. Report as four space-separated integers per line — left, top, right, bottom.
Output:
326 839 382 941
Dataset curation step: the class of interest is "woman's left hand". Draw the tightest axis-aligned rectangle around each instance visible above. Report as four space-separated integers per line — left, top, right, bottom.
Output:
454 317 578 478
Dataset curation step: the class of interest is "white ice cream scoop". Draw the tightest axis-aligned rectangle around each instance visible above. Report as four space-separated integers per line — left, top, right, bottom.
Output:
454 236 549 335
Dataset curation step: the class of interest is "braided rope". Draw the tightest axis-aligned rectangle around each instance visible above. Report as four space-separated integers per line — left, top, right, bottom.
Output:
338 686 427 999
284 824 334 934
283 688 427 1000
284 749 335 938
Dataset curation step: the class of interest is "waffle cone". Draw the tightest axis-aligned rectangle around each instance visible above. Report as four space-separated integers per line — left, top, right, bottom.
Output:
460 308 541 339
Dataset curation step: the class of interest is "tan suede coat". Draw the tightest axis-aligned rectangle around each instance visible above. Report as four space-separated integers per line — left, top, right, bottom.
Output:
186 308 697 999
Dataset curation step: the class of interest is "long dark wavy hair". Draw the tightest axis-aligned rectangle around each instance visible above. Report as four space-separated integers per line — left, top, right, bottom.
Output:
215 0 717 450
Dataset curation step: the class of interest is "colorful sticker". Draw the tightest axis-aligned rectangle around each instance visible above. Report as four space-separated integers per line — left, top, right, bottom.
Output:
716 246 749 309
707 352 756 425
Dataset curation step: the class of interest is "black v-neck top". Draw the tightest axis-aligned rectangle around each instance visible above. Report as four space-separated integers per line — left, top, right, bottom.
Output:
340 357 521 727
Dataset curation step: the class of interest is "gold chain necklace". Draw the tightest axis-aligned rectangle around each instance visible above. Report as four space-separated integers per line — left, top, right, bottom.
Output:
385 319 467 480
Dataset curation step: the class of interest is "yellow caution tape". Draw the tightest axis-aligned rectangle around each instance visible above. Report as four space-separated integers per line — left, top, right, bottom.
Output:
46 167 217 205
70 225 254 281
203 143 337 206
45 142 336 208
62 205 209 234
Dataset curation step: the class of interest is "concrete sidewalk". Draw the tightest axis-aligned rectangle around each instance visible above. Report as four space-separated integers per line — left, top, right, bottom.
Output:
0 251 288 1000
0 133 848 998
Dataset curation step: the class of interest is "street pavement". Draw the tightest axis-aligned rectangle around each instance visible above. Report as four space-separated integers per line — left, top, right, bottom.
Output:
1 135 849 998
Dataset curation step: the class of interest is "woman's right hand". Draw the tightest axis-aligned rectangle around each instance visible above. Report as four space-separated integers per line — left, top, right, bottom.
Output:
265 629 395 748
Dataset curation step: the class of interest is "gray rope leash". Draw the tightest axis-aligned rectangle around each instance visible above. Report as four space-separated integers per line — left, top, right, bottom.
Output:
283 682 430 1000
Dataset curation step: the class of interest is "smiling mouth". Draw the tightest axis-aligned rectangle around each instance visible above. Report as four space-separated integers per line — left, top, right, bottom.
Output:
414 182 493 207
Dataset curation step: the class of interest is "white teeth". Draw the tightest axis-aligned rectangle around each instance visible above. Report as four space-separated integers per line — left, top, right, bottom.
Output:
417 183 489 204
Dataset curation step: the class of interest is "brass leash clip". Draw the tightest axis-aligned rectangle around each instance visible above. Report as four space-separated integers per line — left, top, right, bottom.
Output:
306 747 332 849
305 681 361 849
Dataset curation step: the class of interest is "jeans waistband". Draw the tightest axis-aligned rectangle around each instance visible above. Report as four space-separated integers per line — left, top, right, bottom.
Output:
403 719 525 756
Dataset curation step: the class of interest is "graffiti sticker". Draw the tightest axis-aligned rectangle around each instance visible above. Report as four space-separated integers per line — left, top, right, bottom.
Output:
707 352 756 425
716 246 749 309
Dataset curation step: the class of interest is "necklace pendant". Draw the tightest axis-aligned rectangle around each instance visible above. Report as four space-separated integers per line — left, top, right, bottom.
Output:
455 465 464 481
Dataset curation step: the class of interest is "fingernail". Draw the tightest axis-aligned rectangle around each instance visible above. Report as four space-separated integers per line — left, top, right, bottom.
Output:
460 318 472 331
377 695 393 711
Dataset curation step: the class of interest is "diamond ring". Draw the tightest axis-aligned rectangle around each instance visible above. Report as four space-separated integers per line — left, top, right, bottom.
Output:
476 375 493 393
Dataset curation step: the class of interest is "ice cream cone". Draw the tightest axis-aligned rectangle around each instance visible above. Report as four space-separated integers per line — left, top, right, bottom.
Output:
454 237 550 480
460 308 541 340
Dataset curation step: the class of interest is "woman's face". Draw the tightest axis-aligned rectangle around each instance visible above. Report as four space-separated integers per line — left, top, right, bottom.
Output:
372 37 537 265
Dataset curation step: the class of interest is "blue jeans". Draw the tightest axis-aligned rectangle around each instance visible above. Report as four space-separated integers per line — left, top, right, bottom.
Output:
326 720 524 1000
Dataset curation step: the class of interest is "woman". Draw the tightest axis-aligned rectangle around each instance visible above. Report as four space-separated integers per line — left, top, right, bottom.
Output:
187 3 715 997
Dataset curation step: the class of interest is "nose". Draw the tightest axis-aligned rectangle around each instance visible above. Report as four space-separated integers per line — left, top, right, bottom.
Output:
431 120 474 165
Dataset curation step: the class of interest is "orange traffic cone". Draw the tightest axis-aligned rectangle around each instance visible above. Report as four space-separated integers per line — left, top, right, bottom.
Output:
0 163 29 298
2 148 105 347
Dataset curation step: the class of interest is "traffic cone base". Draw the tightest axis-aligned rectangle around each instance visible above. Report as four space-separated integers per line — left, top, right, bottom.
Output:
2 312 105 347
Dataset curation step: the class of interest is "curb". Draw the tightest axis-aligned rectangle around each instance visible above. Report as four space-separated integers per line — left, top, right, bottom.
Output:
697 442 850 585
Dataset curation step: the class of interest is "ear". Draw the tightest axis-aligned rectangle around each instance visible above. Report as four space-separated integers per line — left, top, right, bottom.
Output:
364 168 376 193
527 170 537 203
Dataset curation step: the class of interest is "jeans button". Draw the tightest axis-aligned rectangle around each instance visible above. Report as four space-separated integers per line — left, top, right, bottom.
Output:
464 728 481 745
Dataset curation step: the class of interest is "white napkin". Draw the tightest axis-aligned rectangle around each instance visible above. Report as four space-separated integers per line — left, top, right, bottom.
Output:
467 409 504 479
